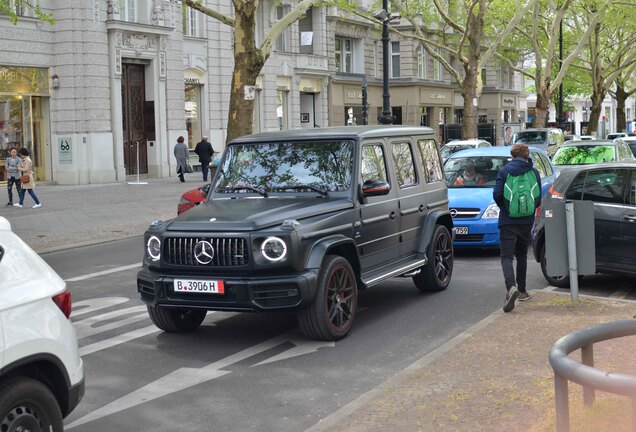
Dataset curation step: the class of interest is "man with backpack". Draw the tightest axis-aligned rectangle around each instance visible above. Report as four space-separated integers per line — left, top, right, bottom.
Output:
493 144 542 313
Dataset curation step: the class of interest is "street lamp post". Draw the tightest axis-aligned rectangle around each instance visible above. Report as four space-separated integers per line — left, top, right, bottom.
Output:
376 0 396 125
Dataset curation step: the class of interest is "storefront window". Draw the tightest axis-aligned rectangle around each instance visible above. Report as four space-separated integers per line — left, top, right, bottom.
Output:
0 95 32 180
276 90 289 130
420 106 429 126
185 83 201 149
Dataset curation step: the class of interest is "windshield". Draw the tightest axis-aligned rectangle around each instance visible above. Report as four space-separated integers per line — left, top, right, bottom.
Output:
512 131 547 146
628 143 636 157
443 156 510 188
552 145 615 165
440 144 472 158
213 140 354 195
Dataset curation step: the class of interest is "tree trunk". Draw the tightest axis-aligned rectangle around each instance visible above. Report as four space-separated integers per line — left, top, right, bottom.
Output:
615 83 627 132
534 90 551 128
226 3 265 144
461 77 478 140
461 2 484 140
587 89 606 135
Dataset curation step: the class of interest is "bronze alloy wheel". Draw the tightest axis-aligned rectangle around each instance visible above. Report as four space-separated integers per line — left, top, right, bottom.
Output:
326 263 356 332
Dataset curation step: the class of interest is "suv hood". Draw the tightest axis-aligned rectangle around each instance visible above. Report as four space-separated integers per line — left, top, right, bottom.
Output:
167 197 354 232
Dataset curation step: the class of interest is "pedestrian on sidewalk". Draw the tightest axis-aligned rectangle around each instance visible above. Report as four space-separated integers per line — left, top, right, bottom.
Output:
5 148 21 206
493 144 541 312
14 147 41 209
174 136 189 183
194 136 214 182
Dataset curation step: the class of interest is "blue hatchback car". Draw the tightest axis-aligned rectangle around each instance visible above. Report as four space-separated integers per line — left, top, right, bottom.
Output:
443 146 556 247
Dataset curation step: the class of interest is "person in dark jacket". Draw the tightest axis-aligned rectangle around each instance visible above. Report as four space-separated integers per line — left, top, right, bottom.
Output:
493 144 542 312
174 136 189 183
194 136 214 182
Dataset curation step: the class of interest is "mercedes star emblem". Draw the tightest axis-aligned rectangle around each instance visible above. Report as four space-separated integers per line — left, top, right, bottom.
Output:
450 209 457 218
194 240 215 265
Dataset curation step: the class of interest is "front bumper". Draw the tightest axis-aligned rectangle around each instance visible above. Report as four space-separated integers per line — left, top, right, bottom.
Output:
137 267 319 312
452 219 500 247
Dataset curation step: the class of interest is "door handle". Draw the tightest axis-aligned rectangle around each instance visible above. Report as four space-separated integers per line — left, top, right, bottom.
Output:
389 211 397 220
624 215 636 222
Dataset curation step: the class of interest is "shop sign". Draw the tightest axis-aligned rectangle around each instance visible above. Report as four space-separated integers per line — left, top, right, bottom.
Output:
502 95 516 107
0 66 49 96
420 88 451 105
345 87 362 103
58 137 72 164
184 78 200 85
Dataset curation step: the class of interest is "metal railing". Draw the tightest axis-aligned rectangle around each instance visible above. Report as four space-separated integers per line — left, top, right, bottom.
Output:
549 319 636 432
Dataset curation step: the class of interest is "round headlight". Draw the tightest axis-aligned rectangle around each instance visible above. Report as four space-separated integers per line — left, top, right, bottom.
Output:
147 236 161 261
261 237 287 262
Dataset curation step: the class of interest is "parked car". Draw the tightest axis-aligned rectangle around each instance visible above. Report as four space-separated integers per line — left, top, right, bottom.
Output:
579 135 595 141
607 132 629 140
178 183 210 215
439 139 491 161
551 140 635 173
137 126 454 341
0 217 84 431
443 146 556 248
617 136 636 157
532 162 636 286
510 128 565 153
564 134 580 142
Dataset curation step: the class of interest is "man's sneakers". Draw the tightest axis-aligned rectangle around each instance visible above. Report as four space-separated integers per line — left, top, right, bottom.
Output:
5 202 12 207
13 203 23 208
32 203 41 209
503 286 520 313
518 292 533 302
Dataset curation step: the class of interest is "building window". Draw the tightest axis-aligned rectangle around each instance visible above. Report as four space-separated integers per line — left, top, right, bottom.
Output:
185 83 202 149
277 90 289 130
9 0 32 17
417 46 426 79
275 5 291 52
420 106 429 126
374 41 379 78
481 68 487 87
298 8 313 55
335 37 353 73
432 48 441 80
120 0 137 22
391 41 400 78
182 3 201 37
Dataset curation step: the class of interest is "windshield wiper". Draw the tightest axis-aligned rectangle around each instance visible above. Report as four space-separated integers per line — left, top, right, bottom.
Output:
219 186 269 197
275 184 329 197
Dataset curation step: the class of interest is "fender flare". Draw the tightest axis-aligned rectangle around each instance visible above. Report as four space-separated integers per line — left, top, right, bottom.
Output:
305 235 360 270
417 210 454 254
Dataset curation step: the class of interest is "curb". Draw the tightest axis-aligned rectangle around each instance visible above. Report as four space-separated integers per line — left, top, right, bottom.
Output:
34 233 143 255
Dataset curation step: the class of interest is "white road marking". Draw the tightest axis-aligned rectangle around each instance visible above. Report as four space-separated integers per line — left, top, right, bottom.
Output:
72 297 130 317
74 306 148 338
66 330 334 429
65 263 142 282
79 325 160 356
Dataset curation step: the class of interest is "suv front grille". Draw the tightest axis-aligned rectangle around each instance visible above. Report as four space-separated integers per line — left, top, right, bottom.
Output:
164 237 249 266
450 208 481 219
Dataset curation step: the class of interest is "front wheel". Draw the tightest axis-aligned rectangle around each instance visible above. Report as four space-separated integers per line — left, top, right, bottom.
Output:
0 377 63 432
297 255 358 341
147 306 207 332
413 225 453 292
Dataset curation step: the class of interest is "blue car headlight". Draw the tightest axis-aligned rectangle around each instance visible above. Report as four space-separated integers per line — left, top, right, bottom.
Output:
481 204 500 219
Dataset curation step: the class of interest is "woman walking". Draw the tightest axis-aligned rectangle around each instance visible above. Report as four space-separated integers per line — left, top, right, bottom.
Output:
13 147 41 208
174 136 189 182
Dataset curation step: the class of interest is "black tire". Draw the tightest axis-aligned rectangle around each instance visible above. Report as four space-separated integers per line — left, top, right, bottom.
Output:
297 255 358 341
147 306 207 332
413 225 453 292
540 244 571 288
0 377 63 432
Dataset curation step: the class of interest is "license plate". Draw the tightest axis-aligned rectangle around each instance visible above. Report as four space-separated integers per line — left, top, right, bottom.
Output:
173 279 225 294
455 227 468 235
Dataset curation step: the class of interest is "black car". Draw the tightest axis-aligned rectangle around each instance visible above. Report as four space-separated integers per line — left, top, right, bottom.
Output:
532 161 636 286
137 126 454 341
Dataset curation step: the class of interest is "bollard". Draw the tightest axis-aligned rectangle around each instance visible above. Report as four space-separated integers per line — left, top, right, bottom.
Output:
565 200 578 302
555 372 570 432
581 344 595 406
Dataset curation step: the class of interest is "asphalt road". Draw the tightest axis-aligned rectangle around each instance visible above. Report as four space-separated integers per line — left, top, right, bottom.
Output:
40 240 631 432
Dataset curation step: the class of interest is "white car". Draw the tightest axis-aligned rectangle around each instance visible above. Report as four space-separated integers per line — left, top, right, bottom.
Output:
440 139 492 161
607 132 628 140
0 217 84 431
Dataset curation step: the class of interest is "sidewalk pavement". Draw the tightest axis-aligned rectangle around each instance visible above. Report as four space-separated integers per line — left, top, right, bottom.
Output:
2 175 635 431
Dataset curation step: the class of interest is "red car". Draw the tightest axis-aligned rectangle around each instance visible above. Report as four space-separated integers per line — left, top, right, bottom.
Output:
177 183 210 215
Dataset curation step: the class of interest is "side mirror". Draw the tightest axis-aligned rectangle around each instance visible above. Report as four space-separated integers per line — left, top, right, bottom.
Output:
362 179 390 196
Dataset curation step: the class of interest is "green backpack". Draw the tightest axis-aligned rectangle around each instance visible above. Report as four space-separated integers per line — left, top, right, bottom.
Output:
503 170 539 218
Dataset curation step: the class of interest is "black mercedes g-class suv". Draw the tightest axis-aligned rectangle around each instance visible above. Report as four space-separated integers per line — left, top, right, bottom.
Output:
137 126 453 341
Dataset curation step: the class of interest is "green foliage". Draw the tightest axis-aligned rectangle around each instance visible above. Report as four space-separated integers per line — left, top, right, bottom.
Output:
0 0 55 25
552 145 615 165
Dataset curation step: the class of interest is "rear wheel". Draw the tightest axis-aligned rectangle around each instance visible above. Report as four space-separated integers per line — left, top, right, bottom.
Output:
147 306 206 332
298 255 357 341
413 225 453 292
540 244 571 288
0 377 63 432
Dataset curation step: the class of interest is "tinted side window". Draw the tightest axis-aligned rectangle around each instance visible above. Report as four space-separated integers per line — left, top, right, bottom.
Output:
417 139 444 183
391 142 417 188
531 152 548 178
630 170 636 205
540 154 553 176
565 172 585 200
581 169 627 204
361 145 388 184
